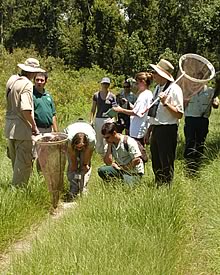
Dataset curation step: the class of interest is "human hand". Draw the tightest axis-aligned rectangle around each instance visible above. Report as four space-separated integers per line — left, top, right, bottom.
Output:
159 92 168 105
144 133 151 145
112 106 123 112
212 97 219 109
112 162 121 170
82 164 90 173
32 125 40 136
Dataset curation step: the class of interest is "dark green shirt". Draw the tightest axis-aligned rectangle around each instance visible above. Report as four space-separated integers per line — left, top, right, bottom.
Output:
33 87 56 128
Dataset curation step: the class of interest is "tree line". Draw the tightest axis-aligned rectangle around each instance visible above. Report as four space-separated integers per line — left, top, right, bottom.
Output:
1 0 220 76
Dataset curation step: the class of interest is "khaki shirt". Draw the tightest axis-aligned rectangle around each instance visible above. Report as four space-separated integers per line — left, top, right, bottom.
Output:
5 75 34 140
184 86 214 118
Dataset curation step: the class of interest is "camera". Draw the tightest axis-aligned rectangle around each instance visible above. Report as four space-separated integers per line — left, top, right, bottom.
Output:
116 94 128 107
148 103 159 118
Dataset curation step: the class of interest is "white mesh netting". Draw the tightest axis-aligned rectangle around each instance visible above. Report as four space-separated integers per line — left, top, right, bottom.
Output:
177 53 215 100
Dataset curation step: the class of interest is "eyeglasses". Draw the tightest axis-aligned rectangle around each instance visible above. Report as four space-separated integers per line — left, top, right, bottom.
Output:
35 78 45 83
124 86 130 88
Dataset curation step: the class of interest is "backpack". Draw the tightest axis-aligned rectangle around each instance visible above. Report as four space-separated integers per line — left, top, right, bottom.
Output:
123 136 148 163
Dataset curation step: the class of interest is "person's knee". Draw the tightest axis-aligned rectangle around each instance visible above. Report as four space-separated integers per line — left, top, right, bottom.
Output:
98 166 106 179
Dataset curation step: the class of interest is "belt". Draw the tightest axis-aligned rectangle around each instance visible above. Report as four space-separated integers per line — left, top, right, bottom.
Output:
152 124 177 127
38 124 51 128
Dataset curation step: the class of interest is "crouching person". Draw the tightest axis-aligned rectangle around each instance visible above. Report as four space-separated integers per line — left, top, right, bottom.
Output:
98 122 144 185
65 121 96 200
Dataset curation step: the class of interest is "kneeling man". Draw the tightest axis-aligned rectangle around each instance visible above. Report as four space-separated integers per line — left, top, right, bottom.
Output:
98 122 144 184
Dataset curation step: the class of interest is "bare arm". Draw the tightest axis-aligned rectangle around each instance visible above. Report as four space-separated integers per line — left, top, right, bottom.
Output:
67 143 77 173
22 110 39 135
52 115 58 132
163 103 183 119
120 157 141 171
112 106 136 116
159 93 183 119
144 125 153 145
90 100 97 124
83 146 93 166
103 144 113 165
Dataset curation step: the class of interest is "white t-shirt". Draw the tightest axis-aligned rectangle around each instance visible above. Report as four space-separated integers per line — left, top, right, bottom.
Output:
65 122 96 148
105 135 144 174
130 89 153 138
150 83 184 125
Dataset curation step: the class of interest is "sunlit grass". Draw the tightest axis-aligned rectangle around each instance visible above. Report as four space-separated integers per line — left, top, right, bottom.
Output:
0 150 51 253
8 176 192 274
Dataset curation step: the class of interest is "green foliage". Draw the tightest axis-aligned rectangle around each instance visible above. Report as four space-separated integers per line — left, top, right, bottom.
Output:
1 0 220 73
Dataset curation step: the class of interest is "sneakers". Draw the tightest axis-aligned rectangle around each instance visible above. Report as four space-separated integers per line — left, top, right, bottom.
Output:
63 192 77 202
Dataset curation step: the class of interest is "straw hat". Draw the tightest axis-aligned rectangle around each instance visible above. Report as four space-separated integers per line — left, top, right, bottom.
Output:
17 58 45 73
150 59 174 82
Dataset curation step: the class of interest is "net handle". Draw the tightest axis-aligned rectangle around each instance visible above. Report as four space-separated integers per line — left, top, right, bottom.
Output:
142 72 186 114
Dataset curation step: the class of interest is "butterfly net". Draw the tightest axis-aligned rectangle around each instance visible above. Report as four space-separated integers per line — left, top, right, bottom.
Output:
177 53 215 100
36 132 68 208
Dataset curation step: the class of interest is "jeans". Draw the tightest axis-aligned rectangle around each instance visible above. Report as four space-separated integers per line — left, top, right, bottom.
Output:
67 150 91 196
98 165 142 185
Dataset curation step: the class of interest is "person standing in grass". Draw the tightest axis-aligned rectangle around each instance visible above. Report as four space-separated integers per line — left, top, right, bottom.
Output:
33 72 58 134
33 72 58 171
120 79 137 104
183 84 219 173
113 72 153 146
98 122 144 185
115 80 137 134
145 59 184 187
5 58 45 186
64 120 96 200
90 77 117 155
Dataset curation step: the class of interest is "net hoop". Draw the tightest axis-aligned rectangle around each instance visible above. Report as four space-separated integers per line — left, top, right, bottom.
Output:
179 53 215 83
35 132 68 145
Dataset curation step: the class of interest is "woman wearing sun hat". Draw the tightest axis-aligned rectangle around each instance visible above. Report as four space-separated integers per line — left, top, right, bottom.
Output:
145 59 184 187
5 58 45 186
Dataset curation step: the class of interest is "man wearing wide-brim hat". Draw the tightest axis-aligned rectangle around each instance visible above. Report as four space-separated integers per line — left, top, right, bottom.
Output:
5 58 45 186
145 59 184 186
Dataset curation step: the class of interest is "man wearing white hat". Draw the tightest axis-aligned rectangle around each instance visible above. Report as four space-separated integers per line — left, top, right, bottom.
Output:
5 58 45 186
145 59 184 186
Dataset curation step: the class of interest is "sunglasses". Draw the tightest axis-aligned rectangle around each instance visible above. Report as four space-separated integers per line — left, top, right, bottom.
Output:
124 86 130 88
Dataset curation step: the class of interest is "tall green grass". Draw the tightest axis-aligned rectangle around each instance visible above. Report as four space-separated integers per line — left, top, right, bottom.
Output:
6 177 193 274
5 153 219 274
0 151 51 253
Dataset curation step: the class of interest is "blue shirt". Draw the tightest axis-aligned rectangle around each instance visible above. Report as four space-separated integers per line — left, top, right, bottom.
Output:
120 90 137 104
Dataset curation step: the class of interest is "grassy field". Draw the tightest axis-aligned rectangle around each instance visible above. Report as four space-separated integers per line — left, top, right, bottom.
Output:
1 49 220 274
